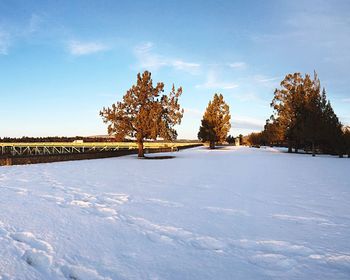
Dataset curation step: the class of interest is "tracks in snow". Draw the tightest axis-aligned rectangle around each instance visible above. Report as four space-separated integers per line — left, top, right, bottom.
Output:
0 221 111 280
1 169 350 278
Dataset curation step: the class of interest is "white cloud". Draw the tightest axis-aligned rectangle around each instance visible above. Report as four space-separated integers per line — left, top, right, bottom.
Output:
134 42 167 70
68 40 110 56
183 107 202 118
195 71 238 90
0 14 44 55
228 62 247 69
0 30 10 55
134 41 153 53
252 75 281 89
233 92 261 103
232 116 265 130
173 60 200 71
254 75 280 83
341 98 350 103
134 42 200 74
251 10 350 65
28 14 43 33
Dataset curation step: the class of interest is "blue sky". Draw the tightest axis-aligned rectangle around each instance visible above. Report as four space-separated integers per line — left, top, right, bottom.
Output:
1 0 349 139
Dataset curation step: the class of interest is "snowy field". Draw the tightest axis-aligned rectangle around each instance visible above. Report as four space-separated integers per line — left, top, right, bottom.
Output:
0 146 350 280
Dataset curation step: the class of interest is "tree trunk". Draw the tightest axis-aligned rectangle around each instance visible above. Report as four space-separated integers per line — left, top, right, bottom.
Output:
209 141 215 149
288 143 292 153
294 141 299 153
312 141 315 157
137 141 144 158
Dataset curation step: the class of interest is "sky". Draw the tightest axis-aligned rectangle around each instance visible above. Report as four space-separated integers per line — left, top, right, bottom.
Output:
0 0 349 139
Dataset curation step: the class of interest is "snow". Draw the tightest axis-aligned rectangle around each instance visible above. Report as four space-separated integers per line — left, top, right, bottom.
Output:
0 146 349 279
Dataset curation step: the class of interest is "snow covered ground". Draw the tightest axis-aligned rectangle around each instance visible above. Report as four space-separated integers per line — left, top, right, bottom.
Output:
0 146 349 280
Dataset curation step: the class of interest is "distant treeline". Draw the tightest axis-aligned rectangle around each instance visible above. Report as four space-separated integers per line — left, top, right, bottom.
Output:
0 136 200 143
0 136 117 143
246 72 350 157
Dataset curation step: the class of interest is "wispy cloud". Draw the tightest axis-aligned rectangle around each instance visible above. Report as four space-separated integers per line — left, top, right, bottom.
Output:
173 60 200 71
285 11 350 34
134 41 153 53
341 98 350 103
251 10 350 64
68 40 110 56
0 30 10 55
195 71 238 90
134 42 200 74
232 116 265 130
252 75 281 89
233 92 262 103
183 107 202 118
254 75 280 83
0 13 45 55
228 62 247 69
28 14 43 33
134 42 168 70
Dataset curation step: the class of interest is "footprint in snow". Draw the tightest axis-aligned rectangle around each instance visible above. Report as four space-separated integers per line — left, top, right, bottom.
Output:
0 221 8 236
231 239 314 259
71 192 129 220
61 264 112 280
249 253 297 271
22 250 53 274
0 186 29 196
205 206 249 216
10 232 53 252
0 274 12 280
145 198 183 208
309 254 350 271
39 194 65 205
10 232 54 274
272 214 329 224
190 236 226 251
125 216 227 252
39 189 128 222
7 229 111 279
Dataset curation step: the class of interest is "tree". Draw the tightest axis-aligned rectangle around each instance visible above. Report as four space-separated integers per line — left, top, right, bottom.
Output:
271 72 344 156
247 132 263 146
226 135 235 144
238 134 244 146
263 118 284 146
343 127 350 157
321 97 344 156
297 74 323 156
271 73 308 152
100 71 184 157
198 93 231 149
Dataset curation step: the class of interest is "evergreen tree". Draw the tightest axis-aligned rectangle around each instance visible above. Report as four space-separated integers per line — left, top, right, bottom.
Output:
100 71 184 157
343 127 350 157
270 72 344 156
263 118 284 146
298 74 322 156
238 134 243 146
198 94 231 149
271 73 307 152
226 135 235 144
321 98 343 156
247 132 264 146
